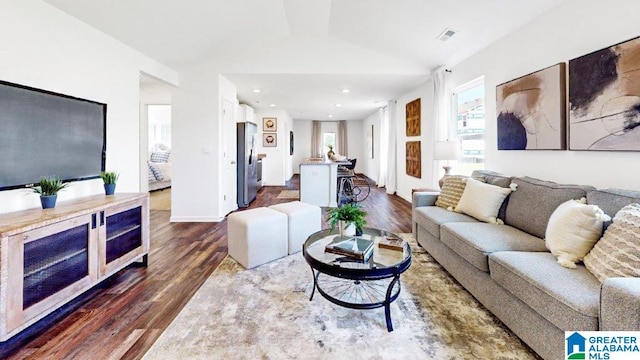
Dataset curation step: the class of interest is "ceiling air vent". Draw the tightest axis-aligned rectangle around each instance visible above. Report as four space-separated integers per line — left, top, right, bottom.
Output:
436 28 457 42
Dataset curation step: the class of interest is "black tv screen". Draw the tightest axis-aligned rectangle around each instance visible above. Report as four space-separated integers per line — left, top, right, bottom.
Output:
0 80 106 191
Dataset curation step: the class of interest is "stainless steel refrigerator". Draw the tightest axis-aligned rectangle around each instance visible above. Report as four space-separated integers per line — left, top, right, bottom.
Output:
237 122 258 207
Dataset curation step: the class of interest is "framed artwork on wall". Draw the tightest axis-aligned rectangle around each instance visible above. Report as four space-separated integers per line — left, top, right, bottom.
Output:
263 133 277 147
406 98 421 136
496 63 566 150
366 124 374 159
406 141 421 178
289 131 294 155
263 117 277 132
569 36 640 151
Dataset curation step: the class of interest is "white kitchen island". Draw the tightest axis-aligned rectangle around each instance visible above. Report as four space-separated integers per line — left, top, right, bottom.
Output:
299 159 347 207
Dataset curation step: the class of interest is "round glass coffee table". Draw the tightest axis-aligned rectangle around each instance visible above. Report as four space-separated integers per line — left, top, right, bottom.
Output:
302 228 412 332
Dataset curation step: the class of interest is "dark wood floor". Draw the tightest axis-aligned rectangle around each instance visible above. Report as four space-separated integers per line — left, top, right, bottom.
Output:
3 175 413 359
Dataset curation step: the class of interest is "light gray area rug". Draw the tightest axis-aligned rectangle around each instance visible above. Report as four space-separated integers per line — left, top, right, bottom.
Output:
143 234 538 360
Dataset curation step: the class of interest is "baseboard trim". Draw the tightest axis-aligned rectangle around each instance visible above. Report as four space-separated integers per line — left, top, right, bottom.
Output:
170 215 224 223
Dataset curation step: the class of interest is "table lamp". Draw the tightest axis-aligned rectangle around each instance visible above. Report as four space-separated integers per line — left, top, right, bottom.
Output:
434 140 461 187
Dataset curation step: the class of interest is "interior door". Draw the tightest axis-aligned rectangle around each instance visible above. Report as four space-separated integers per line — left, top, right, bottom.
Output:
222 99 238 215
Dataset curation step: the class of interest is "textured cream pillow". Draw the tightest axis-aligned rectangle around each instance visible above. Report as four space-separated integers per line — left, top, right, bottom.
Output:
584 203 640 282
455 178 513 224
545 198 610 268
435 175 467 211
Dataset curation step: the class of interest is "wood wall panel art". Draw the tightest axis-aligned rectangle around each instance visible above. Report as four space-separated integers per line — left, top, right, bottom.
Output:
406 141 421 178
406 98 421 136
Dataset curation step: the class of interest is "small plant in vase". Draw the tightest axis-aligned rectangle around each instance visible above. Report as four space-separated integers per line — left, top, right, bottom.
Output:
101 171 119 195
326 202 368 237
32 176 68 209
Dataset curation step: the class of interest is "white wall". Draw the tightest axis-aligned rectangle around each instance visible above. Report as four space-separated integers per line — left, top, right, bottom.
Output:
171 71 238 222
0 0 177 214
255 109 293 186
292 120 313 174
444 0 640 191
362 111 380 183
139 83 173 192
394 85 435 202
346 120 364 174
389 0 640 201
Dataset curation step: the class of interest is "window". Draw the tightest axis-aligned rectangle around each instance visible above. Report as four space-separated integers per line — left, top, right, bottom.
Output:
148 104 171 149
452 78 485 175
323 132 336 155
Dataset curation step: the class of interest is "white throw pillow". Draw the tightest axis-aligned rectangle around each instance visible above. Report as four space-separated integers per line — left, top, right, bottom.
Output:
545 198 610 269
455 178 513 224
154 162 172 181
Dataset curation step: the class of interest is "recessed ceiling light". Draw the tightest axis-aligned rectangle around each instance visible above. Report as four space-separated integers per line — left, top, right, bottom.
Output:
335 104 342 107
328 115 333 118
253 89 261 93
270 104 277 107
341 89 350 93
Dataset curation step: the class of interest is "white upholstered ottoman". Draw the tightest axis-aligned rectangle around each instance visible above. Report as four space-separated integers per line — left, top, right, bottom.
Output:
269 201 321 254
227 207 288 269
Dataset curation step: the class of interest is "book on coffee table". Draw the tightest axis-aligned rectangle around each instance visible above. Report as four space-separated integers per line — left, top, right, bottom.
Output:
325 236 374 261
378 236 404 251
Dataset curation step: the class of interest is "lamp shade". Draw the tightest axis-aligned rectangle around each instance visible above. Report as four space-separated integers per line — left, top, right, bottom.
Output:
434 140 461 161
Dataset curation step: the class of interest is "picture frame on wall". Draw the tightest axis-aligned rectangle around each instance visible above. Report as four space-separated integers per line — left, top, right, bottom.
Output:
263 117 277 132
366 124 374 159
263 133 277 147
496 63 566 150
406 98 421 136
569 36 640 151
406 141 421 178
289 131 294 155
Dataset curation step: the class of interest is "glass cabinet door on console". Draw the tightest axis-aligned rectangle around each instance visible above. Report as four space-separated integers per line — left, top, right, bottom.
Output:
6 214 98 333
99 199 148 277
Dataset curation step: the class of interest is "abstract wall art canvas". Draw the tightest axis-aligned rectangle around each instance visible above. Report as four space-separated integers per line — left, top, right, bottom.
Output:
569 36 640 151
406 141 421 178
406 98 421 136
496 63 566 150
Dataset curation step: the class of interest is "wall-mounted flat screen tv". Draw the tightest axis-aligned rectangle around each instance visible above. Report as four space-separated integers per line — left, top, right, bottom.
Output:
0 80 106 191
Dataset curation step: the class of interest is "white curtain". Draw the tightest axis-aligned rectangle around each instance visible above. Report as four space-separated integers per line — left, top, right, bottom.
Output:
377 107 388 188
311 120 322 157
432 69 448 188
385 101 397 194
338 120 348 156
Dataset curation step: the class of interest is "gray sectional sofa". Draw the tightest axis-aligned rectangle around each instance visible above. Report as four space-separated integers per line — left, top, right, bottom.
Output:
412 170 640 360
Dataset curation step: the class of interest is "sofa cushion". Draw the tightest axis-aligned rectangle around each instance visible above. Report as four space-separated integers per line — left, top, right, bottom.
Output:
584 203 640 282
505 176 594 238
489 252 600 331
435 175 467 210
440 223 548 272
587 188 640 228
414 206 477 239
471 169 513 188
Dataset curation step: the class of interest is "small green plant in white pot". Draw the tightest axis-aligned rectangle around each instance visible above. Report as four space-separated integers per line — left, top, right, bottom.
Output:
32 176 68 209
101 171 119 195
326 202 368 237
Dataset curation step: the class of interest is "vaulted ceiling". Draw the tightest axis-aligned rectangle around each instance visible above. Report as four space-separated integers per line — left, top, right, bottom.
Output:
43 0 566 120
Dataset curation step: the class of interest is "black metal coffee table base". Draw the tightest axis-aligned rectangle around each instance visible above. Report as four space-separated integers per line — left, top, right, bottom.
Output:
308 267 402 332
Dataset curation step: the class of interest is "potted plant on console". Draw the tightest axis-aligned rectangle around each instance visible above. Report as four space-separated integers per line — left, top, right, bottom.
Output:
32 176 68 209
327 202 368 237
101 171 119 195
